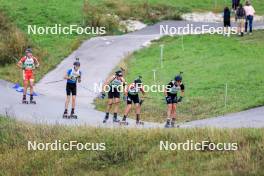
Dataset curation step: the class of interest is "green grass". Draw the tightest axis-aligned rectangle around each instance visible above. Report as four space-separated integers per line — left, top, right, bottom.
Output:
130 0 264 14
0 0 88 83
0 117 264 175
0 0 263 83
96 31 264 123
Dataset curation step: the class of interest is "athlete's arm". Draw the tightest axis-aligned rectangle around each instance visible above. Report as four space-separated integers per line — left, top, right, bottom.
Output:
33 57 40 68
78 71 82 83
102 75 114 92
124 83 129 96
64 70 71 80
17 57 25 69
180 84 185 97
164 82 171 96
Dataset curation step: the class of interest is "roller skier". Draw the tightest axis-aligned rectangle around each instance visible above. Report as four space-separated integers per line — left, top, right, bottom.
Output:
164 73 185 128
17 48 40 104
63 59 82 119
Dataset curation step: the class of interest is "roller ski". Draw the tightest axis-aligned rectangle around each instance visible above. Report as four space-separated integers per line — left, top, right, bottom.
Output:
119 116 129 125
136 120 144 125
29 95 36 104
170 119 180 128
22 95 30 104
22 100 28 104
164 119 171 128
103 113 109 123
112 113 120 123
63 110 69 119
69 113 78 119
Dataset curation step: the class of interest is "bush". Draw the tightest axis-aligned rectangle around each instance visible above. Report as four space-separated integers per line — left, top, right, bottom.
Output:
0 11 29 66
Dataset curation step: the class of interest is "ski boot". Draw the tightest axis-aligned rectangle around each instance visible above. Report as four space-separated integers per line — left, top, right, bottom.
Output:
63 109 69 119
164 119 171 128
22 95 28 104
103 113 109 123
136 120 144 125
29 95 36 104
69 109 77 119
171 119 180 128
120 116 129 125
113 113 120 123
135 115 144 125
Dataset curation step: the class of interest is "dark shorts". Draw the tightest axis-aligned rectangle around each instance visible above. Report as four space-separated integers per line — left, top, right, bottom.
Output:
224 20 231 27
127 94 140 104
108 88 120 99
66 83 77 96
166 95 177 104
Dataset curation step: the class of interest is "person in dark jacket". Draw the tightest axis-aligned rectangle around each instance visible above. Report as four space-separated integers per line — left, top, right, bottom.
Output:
236 4 246 36
223 7 231 36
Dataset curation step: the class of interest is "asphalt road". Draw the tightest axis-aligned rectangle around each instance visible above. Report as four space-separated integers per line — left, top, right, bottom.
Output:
1 20 264 128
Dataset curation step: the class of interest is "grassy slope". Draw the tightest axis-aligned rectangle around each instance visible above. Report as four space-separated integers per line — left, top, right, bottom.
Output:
0 0 263 83
132 0 264 14
0 117 264 176
96 31 264 122
0 0 87 83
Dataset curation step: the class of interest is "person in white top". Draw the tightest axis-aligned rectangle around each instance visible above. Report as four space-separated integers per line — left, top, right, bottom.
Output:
244 0 256 34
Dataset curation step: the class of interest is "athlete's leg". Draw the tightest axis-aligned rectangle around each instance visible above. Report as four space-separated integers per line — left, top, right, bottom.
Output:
165 104 173 127
135 103 141 122
71 95 76 114
29 79 35 101
23 80 28 98
113 98 120 113
106 99 113 112
65 96 70 110
123 104 132 121
171 104 177 127
103 98 113 122
29 79 34 95
167 104 172 119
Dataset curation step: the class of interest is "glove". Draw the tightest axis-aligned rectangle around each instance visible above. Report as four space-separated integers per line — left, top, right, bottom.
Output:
166 96 171 102
101 92 106 99
123 95 127 101
177 96 183 103
139 99 144 106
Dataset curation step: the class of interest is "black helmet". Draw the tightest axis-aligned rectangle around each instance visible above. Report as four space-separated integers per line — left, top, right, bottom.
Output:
25 48 32 54
73 57 80 66
175 75 182 82
115 70 123 77
73 61 80 67
134 78 142 84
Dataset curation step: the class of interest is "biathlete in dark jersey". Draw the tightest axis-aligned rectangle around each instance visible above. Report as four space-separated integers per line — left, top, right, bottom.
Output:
121 77 145 125
63 60 81 118
164 74 185 128
102 70 125 123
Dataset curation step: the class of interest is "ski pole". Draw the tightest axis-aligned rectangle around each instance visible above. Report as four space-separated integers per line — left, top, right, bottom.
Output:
44 79 65 84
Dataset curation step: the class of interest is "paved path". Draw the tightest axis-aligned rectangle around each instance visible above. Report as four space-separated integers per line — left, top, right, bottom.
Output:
1 20 264 128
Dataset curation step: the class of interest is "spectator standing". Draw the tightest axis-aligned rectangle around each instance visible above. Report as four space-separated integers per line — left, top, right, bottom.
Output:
244 0 255 35
223 7 231 37
236 4 246 36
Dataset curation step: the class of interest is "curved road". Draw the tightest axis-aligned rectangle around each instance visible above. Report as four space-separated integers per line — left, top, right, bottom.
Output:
1 20 264 128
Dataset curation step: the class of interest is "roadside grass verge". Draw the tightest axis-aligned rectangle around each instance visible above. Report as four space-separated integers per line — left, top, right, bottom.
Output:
96 30 264 123
0 116 264 175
